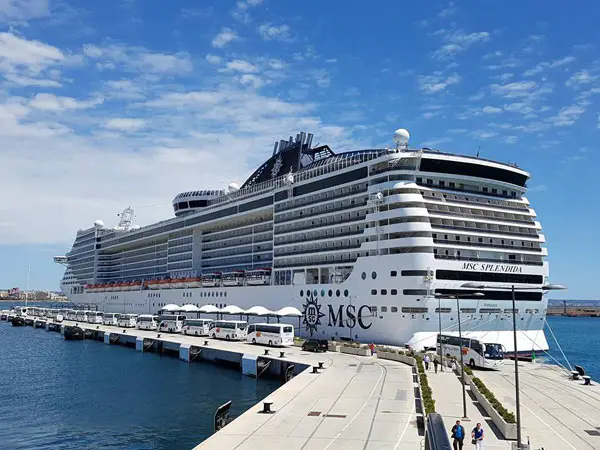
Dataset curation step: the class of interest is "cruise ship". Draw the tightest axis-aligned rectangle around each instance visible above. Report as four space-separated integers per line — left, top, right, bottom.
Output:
55 129 550 353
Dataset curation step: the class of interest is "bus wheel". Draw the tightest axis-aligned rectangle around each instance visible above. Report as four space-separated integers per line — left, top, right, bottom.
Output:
225 335 230 341
469 359 475 369
252 338 256 344
183 330 187 335
212 333 216 339
268 340 273 347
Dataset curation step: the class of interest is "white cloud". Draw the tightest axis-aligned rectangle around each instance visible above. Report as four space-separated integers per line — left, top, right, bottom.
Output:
471 130 497 139
566 70 597 88
482 106 502 114
0 0 49 23
104 118 146 131
83 44 192 74
30 93 102 111
231 0 263 22
433 30 490 59
523 56 575 76
548 104 585 126
504 102 535 115
239 74 263 89
438 2 456 17
258 23 292 41
211 28 238 48
0 32 64 76
418 72 461 94
491 81 538 98
220 59 258 73
3 73 61 87
205 54 221 64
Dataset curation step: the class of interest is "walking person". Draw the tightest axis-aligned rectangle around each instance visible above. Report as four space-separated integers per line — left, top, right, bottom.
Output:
450 419 465 450
424 354 431 371
433 357 439 373
471 423 484 449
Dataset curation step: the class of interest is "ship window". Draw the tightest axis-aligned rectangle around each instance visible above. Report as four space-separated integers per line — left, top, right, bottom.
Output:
328 290 332 297
427 179 433 185
381 306 388 312
321 290 325 297
391 306 398 312
371 271 377 279
449 182 455 188
416 177 422 183
336 289 340 297
371 289 377 295
390 270 397 277
391 289 398 295
381 289 387 295
503 190 508 196
439 180 445 187
344 289 348 296
403 289 428 295
492 188 497 194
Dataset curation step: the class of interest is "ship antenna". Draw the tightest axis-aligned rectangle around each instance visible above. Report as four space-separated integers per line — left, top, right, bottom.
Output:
117 206 135 231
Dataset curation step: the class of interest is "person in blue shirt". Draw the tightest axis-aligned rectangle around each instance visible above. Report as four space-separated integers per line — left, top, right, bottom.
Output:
472 423 484 449
450 419 465 450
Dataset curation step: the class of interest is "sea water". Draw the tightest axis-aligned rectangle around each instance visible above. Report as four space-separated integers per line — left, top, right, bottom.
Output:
0 323 279 449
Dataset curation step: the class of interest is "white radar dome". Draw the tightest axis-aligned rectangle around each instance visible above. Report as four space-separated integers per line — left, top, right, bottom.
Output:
94 220 104 228
393 128 410 147
130 225 141 231
228 182 240 193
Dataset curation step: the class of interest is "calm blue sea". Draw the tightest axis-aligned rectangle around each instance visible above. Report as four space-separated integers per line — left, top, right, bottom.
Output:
545 315 600 379
0 322 279 450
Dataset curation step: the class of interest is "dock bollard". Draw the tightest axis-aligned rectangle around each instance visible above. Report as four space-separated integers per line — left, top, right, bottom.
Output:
312 366 319 374
204 340 209 346
157 333 161 338
318 361 325 369
96 326 99 330
261 401 274 414
280 351 285 358
123 329 127 333
264 349 270 356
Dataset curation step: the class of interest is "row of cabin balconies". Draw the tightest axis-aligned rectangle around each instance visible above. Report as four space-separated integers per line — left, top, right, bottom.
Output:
420 189 531 213
274 224 367 246
274 208 368 235
167 244 193 255
201 231 272 251
96 257 168 273
167 236 193 247
202 243 273 259
433 248 543 265
432 234 545 253
98 242 168 259
274 197 368 224
274 250 360 268
202 220 273 242
274 237 364 257
167 261 193 271
275 183 368 213
201 252 272 270
167 252 192 263
429 217 540 238
424 202 535 226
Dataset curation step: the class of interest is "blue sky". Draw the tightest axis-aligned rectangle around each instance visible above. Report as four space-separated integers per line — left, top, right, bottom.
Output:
0 0 598 299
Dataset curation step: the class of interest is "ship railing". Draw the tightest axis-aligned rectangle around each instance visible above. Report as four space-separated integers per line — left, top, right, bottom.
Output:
433 254 544 266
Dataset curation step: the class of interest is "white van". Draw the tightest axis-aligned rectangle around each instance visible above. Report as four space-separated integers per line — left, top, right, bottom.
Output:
117 314 138 328
182 319 213 336
137 315 159 330
209 320 247 340
87 311 104 324
158 315 186 333
103 313 120 326
75 311 89 323
247 323 294 347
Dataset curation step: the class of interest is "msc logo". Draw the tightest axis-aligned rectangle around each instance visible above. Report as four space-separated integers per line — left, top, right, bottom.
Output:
301 292 325 336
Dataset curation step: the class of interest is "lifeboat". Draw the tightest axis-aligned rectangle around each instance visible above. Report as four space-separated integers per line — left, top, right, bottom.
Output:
184 277 201 288
147 279 161 290
131 281 142 291
158 279 172 289
96 284 105 293
171 278 186 289
113 282 124 292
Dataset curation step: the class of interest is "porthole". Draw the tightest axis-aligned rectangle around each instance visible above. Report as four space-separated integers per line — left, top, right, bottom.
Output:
300 290 304 297
321 290 325 297
328 290 333 297
344 289 349 297
371 271 377 280
361 272 366 280
313 290 318 297
336 289 341 297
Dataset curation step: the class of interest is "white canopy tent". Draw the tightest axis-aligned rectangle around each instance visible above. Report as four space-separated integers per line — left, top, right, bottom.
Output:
198 305 221 314
159 304 181 314
275 306 302 317
180 304 200 318
245 306 275 316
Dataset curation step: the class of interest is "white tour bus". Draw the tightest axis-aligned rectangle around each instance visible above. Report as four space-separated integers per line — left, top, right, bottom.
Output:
209 320 247 340
65 310 78 321
158 315 186 333
117 314 138 328
75 311 89 323
103 313 120 326
246 323 294 347
182 319 213 336
137 315 159 330
51 310 64 323
437 334 505 370
87 312 104 324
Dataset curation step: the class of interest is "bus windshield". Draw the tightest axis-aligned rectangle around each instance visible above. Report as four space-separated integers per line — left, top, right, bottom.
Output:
484 343 504 360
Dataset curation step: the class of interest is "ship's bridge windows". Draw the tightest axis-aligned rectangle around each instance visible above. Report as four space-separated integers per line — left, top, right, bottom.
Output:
403 289 428 296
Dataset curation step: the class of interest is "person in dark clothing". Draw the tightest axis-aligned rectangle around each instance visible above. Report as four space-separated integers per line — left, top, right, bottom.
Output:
433 358 439 373
451 419 465 450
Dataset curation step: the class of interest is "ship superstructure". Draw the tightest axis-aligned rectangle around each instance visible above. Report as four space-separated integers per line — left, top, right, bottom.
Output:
56 129 549 352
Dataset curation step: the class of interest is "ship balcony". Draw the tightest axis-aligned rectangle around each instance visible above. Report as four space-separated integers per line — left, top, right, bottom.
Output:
274 188 367 214
201 234 272 251
275 214 367 236
425 204 535 226
274 227 365 246
274 200 368 225
359 236 433 251
421 196 533 217
363 221 432 236
274 242 362 258
366 207 429 223
367 180 418 194
432 239 546 255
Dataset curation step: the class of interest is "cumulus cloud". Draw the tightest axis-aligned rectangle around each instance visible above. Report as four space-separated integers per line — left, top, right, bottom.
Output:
0 0 49 23
433 30 490 59
258 23 292 41
523 56 575 77
83 44 193 74
29 93 102 111
566 70 597 88
205 54 221 64
0 32 64 76
104 118 146 131
211 28 238 48
220 59 258 73
418 72 461 94
482 106 502 114
548 104 586 126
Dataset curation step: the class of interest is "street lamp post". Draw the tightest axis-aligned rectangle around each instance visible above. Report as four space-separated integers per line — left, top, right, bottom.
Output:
435 291 484 420
437 295 444 372
461 282 566 449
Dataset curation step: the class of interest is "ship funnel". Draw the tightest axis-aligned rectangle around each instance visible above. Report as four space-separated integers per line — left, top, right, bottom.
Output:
306 133 314 148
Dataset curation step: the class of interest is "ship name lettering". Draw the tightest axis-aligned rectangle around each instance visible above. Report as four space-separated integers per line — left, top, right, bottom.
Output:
327 304 372 330
461 262 522 273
